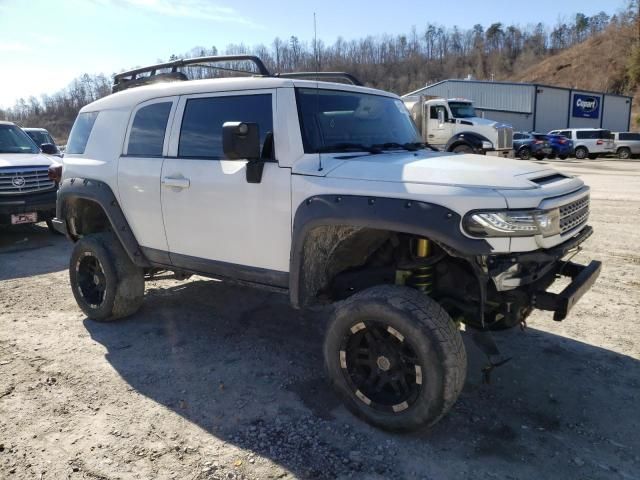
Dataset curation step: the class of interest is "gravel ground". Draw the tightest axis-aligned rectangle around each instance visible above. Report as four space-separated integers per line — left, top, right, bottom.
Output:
1 158 639 480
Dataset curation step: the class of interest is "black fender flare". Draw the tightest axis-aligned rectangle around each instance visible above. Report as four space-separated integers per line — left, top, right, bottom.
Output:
289 195 493 308
56 177 150 267
446 132 491 153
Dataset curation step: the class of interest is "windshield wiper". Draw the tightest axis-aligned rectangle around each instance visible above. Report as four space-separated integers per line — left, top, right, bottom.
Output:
371 142 419 151
317 143 382 154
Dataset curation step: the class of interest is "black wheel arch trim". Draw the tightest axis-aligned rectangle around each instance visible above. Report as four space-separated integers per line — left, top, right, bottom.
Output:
289 194 493 308
56 177 151 268
445 132 491 153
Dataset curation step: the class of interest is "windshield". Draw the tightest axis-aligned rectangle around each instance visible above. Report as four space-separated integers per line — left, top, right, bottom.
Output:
448 101 476 119
0 125 40 154
25 130 54 146
296 88 421 153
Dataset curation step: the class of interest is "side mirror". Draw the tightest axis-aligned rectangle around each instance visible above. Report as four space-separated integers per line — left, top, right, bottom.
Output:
41 143 58 155
437 109 445 126
222 122 260 160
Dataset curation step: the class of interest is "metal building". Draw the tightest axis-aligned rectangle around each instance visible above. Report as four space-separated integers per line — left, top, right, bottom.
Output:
403 79 633 133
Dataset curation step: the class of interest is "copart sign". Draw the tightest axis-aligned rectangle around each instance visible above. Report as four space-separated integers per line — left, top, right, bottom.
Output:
572 94 600 119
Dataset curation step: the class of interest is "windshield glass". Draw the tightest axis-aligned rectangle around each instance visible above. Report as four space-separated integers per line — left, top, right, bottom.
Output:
448 101 476 118
295 88 421 153
0 125 39 154
25 130 54 146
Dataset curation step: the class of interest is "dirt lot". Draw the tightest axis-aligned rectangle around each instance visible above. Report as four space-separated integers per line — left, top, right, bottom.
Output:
1 159 639 480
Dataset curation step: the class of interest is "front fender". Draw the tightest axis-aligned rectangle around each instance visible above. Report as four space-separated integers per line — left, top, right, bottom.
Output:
289 194 493 308
446 131 491 153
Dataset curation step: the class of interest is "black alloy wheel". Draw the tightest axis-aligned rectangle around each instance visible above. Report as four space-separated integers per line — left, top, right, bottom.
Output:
76 254 107 308
340 320 422 413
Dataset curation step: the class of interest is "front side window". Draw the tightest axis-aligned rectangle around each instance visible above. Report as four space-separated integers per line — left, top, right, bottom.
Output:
127 102 172 156
560 131 572 138
448 102 476 119
296 88 421 153
67 112 99 154
0 124 39 154
178 94 272 159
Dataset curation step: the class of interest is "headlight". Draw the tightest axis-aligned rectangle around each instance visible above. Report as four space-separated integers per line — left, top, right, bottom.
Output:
481 140 493 150
463 209 560 237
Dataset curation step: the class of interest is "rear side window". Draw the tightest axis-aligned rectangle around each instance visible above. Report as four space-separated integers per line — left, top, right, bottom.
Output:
67 112 99 154
127 102 172 156
619 132 640 141
178 95 272 159
576 130 609 140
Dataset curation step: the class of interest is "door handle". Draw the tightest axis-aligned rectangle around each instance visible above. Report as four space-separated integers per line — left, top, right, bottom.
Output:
162 176 190 189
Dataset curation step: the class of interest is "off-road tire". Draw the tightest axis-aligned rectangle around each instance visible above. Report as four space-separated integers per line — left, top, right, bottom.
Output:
547 154 557 160
69 232 144 322
518 147 531 160
618 147 631 160
534 153 545 160
574 147 588 160
324 285 467 431
452 144 474 154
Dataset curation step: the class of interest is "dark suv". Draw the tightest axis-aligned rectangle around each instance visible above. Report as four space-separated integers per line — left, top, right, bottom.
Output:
513 132 552 160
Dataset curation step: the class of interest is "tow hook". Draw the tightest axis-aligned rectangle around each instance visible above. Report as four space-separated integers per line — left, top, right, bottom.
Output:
470 329 512 384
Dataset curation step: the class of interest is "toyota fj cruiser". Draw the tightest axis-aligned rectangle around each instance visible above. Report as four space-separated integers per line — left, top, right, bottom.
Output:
53 56 601 431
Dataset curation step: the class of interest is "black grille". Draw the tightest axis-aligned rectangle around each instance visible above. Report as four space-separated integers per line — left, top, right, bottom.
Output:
0 166 55 195
559 195 589 234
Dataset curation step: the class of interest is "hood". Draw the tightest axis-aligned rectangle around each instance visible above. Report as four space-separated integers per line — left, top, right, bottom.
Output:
458 116 497 127
0 153 57 169
321 151 556 189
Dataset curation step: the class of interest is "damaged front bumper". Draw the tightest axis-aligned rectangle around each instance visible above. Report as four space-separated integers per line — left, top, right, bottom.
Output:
486 226 601 322
532 260 601 321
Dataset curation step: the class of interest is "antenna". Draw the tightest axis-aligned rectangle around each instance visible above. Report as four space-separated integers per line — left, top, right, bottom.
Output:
314 12 323 171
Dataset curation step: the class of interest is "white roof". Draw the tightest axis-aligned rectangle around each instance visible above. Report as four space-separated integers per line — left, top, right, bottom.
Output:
82 76 398 112
0 120 16 126
22 127 48 132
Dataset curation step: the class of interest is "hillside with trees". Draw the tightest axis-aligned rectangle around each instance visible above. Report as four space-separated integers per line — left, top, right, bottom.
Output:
0 6 636 142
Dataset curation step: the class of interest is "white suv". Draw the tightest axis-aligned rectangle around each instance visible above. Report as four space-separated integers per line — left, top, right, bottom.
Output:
53 56 601 431
548 128 615 159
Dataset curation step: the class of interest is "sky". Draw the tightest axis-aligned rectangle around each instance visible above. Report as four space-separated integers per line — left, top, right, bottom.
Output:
0 0 626 108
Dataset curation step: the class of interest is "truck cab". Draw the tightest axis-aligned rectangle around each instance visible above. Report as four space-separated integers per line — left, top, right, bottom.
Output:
403 96 513 156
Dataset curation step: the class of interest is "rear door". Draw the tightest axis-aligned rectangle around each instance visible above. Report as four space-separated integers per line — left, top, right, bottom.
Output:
160 89 291 284
118 97 177 257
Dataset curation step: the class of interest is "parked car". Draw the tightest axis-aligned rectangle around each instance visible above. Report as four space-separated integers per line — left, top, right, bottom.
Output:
546 134 574 160
513 132 552 160
0 121 61 232
548 128 615 159
612 132 640 159
53 55 600 432
23 127 63 157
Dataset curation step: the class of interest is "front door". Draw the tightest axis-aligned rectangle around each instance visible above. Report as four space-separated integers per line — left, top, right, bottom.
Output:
160 90 291 286
426 104 451 147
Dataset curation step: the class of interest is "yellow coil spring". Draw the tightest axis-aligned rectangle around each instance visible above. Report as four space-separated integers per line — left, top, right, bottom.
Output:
412 238 433 294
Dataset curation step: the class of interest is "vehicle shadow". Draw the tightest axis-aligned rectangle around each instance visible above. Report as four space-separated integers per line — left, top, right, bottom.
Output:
85 278 640 480
0 223 70 280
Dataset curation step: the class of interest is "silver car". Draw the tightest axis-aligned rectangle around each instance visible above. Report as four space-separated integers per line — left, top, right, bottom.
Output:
612 132 640 159
548 128 615 159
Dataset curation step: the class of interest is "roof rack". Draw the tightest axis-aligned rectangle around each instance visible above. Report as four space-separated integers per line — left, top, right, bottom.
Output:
111 55 364 93
274 72 363 86
112 55 271 93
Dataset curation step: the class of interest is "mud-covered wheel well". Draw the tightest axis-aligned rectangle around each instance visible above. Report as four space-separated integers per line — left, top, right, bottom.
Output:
296 225 408 307
63 198 111 239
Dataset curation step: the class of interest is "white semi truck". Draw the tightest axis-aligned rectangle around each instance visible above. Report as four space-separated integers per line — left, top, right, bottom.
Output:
403 95 514 156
